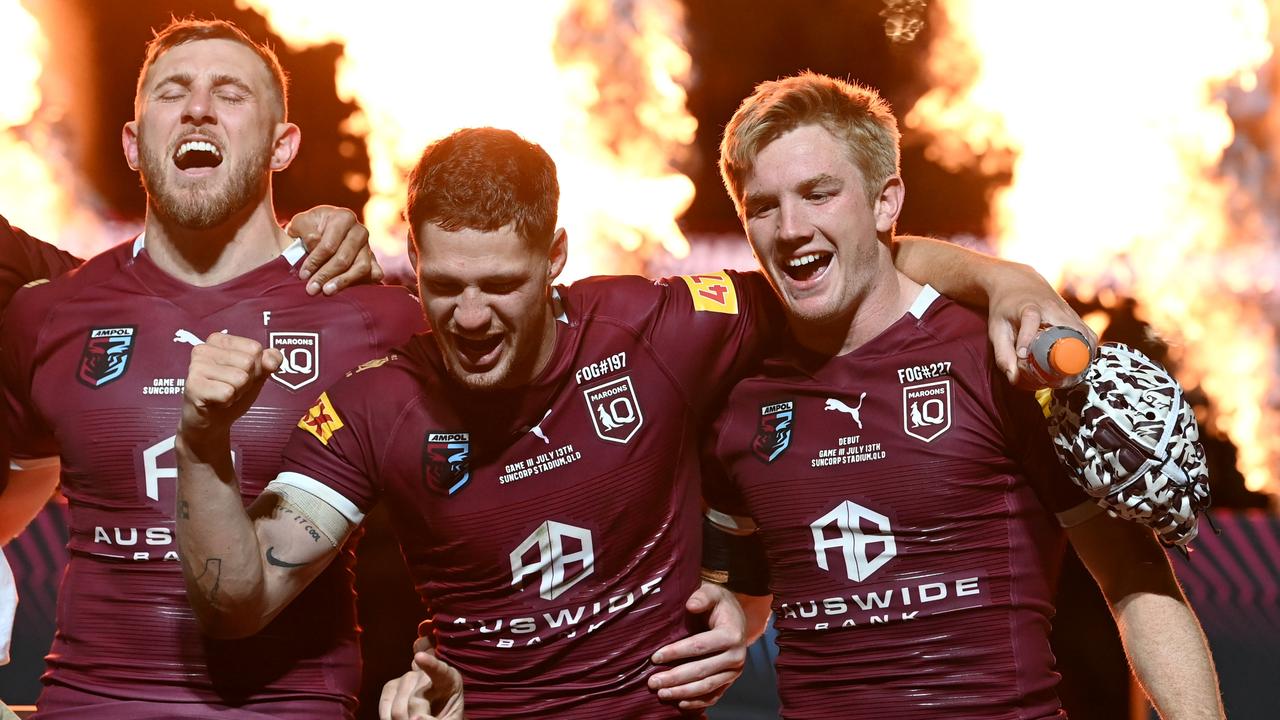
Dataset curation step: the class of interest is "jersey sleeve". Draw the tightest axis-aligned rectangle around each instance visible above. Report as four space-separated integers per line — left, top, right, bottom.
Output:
0 215 82 309
356 285 427 356
989 361 1098 526
649 270 784 416
272 373 396 524
0 286 58 463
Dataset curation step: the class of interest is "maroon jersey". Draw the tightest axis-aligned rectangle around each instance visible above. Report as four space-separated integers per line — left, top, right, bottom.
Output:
0 236 424 717
0 215 82 493
275 271 778 718
0 215 81 309
705 287 1095 720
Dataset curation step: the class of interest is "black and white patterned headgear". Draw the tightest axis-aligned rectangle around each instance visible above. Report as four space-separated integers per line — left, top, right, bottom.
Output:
1045 343 1211 547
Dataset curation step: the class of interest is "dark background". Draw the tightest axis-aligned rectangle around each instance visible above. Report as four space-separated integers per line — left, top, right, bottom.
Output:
4 1 1272 717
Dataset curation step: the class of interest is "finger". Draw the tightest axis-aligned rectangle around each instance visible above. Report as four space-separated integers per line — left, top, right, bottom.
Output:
309 224 369 295
675 681 733 711
684 585 712 614
989 316 1019 385
370 254 385 283
1015 305 1043 358
654 665 740 701
321 253 372 296
259 347 284 375
393 672 425 720
296 209 354 282
651 626 737 666
378 675 399 720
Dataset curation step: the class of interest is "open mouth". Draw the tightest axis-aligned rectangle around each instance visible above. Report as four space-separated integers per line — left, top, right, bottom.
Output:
173 140 223 171
454 334 503 366
783 252 833 283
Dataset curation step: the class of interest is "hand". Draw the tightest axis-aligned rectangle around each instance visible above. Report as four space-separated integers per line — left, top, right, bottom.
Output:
378 650 465 720
647 581 747 710
179 333 282 450
286 205 384 295
986 263 1097 387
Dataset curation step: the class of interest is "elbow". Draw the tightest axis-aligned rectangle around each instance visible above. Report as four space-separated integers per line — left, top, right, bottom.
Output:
192 607 271 640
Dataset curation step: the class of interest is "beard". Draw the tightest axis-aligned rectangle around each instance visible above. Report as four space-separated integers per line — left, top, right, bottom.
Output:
138 130 271 230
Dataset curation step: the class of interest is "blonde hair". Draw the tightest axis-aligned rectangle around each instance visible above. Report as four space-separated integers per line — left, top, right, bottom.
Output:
719 71 900 215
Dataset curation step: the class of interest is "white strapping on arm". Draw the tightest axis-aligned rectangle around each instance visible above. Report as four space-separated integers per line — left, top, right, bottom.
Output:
265 473 363 546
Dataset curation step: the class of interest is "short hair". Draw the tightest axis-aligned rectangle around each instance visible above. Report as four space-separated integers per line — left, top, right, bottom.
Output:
136 18 289 120
719 71 900 214
405 128 559 250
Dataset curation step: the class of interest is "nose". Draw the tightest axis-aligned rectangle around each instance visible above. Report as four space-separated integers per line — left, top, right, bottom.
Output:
776 198 811 244
453 290 493 334
181 85 217 126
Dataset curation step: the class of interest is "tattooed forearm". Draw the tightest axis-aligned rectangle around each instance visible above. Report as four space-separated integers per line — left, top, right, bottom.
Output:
265 546 309 569
192 557 223 607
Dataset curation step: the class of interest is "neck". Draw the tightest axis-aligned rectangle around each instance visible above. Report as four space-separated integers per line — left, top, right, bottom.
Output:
141 192 289 287
792 251 923 357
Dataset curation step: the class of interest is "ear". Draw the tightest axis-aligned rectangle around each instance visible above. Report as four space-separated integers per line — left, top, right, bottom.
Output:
407 237 420 273
873 175 905 233
269 122 302 172
122 121 140 171
547 228 569 281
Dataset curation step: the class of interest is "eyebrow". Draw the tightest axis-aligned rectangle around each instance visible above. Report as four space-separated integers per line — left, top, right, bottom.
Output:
152 72 256 97
743 173 843 210
796 173 842 195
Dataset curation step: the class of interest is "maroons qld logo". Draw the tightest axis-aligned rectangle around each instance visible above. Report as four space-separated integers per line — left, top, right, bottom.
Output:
423 431 470 495
752 400 794 463
269 332 320 391
583 376 643 444
77 326 136 388
903 379 952 442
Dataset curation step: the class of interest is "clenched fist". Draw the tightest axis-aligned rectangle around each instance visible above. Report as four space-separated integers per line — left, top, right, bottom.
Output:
179 333 283 450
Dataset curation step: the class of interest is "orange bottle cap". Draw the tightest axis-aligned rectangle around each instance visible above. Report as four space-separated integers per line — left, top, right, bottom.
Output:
1049 336 1091 375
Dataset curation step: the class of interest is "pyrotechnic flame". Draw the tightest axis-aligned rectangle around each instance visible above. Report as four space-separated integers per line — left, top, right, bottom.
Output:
0 1 117 257
908 0 1280 493
237 0 697 278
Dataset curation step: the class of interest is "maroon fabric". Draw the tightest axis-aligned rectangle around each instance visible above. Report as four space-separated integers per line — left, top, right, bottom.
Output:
0 215 81 310
706 291 1086 720
0 239 424 715
279 271 780 718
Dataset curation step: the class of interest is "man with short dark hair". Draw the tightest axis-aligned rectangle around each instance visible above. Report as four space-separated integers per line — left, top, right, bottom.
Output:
0 19 420 717
175 125 1088 719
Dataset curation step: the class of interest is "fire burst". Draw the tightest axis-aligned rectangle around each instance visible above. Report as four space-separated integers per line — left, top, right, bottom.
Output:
908 0 1279 493
237 0 697 278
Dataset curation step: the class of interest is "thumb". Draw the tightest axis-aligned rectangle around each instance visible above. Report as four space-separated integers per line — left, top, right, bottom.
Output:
260 348 284 375
685 585 712 614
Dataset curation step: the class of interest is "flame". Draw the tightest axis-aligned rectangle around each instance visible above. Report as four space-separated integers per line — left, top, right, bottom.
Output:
236 0 696 278
908 1 1280 493
0 1 119 257
0 0 65 244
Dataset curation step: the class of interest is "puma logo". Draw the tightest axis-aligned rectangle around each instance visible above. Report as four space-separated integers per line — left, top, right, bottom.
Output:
529 409 552 444
173 329 227 347
825 393 867 429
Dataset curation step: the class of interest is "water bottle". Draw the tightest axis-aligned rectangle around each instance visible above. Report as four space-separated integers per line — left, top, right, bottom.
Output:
1018 325 1092 389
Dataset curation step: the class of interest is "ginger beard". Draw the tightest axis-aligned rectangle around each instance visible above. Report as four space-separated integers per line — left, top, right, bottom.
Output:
136 126 272 230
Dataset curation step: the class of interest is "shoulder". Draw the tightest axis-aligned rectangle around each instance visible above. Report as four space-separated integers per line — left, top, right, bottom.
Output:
4 243 129 330
914 289 991 358
314 345 427 423
565 269 771 321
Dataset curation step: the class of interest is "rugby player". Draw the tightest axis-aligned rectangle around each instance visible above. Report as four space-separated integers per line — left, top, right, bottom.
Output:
176 126 1090 719
704 72 1224 719
0 19 422 718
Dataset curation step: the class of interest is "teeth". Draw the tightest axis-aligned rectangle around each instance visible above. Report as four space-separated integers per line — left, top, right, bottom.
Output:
176 140 221 159
788 253 823 268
